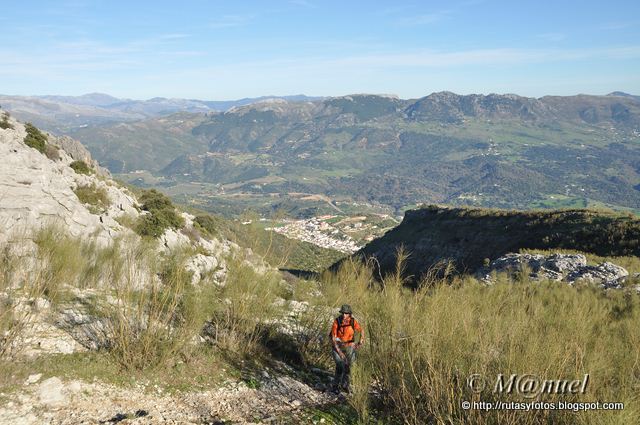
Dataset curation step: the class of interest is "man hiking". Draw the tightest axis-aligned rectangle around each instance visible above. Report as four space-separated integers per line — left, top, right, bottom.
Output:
330 304 365 394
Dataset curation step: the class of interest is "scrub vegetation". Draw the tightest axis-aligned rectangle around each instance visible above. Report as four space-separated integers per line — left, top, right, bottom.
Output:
1 220 639 424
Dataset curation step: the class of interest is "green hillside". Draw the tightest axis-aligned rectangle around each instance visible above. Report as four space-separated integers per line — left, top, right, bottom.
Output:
68 92 640 217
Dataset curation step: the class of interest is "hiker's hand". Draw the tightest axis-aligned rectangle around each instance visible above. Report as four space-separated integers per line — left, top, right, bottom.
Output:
338 351 346 360
356 342 363 349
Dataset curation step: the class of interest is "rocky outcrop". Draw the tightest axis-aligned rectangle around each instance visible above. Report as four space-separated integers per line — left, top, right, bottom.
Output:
53 135 110 177
479 253 630 288
0 115 138 247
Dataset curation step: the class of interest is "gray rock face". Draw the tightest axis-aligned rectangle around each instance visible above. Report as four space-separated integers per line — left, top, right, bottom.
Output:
57 306 111 351
53 135 110 177
566 262 628 289
0 116 138 247
480 253 629 288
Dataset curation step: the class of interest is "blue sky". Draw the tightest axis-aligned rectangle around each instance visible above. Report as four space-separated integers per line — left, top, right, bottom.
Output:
1 0 639 99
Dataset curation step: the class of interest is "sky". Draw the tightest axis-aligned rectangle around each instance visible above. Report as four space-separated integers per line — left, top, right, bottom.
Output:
1 0 639 100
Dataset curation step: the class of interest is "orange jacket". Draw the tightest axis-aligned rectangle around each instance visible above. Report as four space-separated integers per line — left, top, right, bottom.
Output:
331 316 362 346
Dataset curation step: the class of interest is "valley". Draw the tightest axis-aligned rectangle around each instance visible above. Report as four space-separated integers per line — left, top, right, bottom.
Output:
56 92 640 219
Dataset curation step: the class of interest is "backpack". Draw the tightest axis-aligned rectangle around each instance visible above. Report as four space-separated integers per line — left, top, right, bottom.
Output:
330 315 355 343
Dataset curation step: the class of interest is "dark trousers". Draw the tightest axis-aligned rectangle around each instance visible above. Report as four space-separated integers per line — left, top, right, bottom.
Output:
332 345 356 390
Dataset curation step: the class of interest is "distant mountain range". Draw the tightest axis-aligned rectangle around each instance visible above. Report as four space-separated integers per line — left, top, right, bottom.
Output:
2 91 639 216
0 92 322 132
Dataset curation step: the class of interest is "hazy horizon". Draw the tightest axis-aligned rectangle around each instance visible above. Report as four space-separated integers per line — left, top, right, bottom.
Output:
1 89 637 103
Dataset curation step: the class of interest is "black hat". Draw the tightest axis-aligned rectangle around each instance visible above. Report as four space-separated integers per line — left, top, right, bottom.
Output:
339 304 353 314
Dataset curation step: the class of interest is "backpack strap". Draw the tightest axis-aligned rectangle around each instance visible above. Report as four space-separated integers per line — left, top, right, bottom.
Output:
335 316 356 343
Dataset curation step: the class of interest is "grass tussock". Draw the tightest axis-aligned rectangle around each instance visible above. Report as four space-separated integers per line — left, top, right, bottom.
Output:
204 251 284 354
314 255 640 424
74 184 111 214
70 160 93 175
103 242 197 370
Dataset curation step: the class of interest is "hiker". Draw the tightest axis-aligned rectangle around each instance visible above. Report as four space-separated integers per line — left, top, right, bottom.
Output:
330 304 365 394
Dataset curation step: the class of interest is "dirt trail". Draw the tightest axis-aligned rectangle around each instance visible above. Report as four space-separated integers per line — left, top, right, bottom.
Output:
0 365 339 424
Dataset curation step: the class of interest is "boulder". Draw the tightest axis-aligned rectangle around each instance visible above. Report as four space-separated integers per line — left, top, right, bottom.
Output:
185 253 220 285
567 262 628 289
38 377 67 407
480 252 629 289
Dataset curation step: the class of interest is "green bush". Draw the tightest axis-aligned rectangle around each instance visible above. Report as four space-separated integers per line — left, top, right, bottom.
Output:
74 184 110 214
194 214 218 236
135 189 185 238
0 113 12 130
70 160 93 175
136 214 168 238
24 123 47 153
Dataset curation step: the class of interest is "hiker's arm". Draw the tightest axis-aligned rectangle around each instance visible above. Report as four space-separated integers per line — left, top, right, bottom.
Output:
355 321 365 347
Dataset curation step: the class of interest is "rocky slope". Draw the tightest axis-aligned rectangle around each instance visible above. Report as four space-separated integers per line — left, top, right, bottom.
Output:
0 113 342 424
0 355 336 425
0 113 137 247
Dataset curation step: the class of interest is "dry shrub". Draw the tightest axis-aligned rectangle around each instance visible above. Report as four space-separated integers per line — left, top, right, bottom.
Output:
203 251 283 354
103 242 197 370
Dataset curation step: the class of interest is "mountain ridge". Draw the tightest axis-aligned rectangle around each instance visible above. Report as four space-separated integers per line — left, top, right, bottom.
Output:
4 91 640 216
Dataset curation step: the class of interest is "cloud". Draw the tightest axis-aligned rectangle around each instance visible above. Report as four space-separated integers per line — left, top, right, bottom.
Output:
209 15 253 29
395 11 449 26
537 33 566 42
599 21 634 30
289 0 316 8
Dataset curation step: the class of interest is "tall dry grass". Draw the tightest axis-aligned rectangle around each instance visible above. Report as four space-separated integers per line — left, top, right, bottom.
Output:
1 225 225 370
1 225 95 357
204 252 284 354
314 254 640 424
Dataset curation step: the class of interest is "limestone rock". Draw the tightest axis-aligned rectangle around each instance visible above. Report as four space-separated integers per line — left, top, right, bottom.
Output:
57 306 111 351
159 228 191 251
0 117 138 247
38 377 67 407
24 374 42 385
52 134 109 177
185 253 220 285
567 262 628 289
480 252 629 288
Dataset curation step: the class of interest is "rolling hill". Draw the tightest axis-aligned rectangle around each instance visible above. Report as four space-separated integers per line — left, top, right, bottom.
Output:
4 91 640 217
